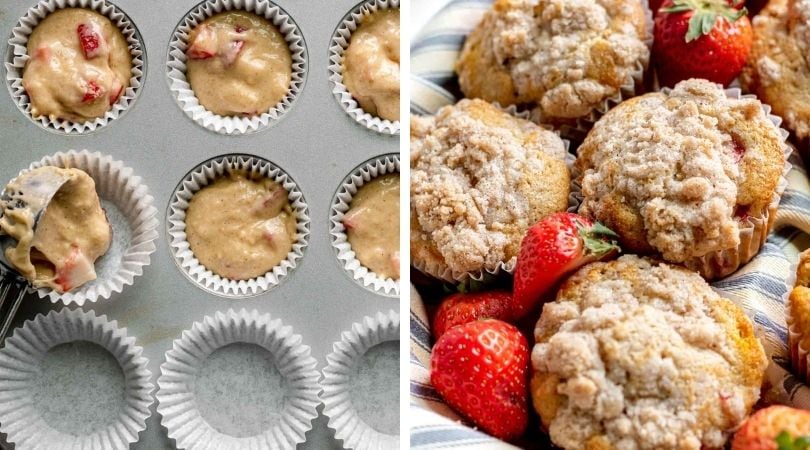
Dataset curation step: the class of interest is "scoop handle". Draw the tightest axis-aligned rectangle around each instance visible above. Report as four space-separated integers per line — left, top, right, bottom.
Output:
0 264 26 343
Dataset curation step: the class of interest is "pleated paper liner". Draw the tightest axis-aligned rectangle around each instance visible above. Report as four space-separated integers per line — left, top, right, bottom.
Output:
6 0 146 134
167 0 307 135
0 308 153 449
156 309 320 450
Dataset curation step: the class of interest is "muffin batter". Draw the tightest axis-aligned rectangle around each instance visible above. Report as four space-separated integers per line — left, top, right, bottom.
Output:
185 171 296 280
186 11 292 116
343 9 400 121
343 174 400 280
23 8 132 122
0 167 112 293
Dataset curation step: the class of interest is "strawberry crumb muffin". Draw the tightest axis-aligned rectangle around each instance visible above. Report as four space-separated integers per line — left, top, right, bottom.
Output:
22 8 132 122
577 78 787 279
787 249 810 381
531 255 767 450
455 0 649 125
741 0 810 143
410 99 570 280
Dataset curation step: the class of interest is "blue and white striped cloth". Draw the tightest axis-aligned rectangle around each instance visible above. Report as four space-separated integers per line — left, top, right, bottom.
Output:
409 1 810 448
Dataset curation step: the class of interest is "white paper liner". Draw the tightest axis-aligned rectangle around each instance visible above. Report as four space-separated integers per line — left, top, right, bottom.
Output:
674 87 792 280
328 0 400 135
330 154 400 297
0 308 153 449
166 0 307 135
321 310 400 450
5 0 146 135
156 309 320 450
411 104 580 283
167 154 309 298
2 150 159 305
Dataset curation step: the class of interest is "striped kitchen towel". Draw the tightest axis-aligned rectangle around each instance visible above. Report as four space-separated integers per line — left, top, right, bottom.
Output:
409 0 810 448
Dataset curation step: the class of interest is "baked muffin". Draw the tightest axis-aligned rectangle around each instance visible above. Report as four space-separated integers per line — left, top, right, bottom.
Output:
577 78 786 279
22 8 132 122
343 9 400 122
787 249 810 381
741 0 810 143
185 11 291 116
410 99 569 280
531 255 767 450
455 0 649 124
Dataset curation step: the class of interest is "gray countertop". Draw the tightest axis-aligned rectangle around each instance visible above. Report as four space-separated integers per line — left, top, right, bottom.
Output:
0 0 399 448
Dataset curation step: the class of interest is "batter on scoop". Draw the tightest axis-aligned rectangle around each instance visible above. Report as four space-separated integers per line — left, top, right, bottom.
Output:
342 9 400 121
0 167 112 293
22 8 132 122
342 174 400 280
185 171 297 280
185 11 292 116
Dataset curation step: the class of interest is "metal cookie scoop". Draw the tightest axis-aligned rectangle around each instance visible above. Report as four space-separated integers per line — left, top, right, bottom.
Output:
0 168 73 343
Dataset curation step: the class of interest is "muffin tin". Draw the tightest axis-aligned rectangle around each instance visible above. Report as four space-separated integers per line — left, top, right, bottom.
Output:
0 0 399 448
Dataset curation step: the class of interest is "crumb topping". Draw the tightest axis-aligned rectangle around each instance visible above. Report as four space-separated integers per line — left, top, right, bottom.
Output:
410 99 569 274
456 0 649 120
532 255 766 450
577 79 784 262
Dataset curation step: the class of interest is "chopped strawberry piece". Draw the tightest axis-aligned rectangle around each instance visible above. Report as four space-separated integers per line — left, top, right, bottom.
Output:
235 25 248 33
222 40 244 67
33 46 51 62
187 24 217 59
53 245 94 293
732 137 746 163
77 22 104 59
82 80 104 103
109 80 124 105
342 211 360 231
734 205 750 222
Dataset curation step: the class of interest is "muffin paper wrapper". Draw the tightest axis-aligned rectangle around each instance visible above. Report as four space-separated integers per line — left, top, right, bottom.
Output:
167 154 309 298
785 255 810 383
0 308 153 449
4 150 159 306
330 154 400 296
411 105 580 283
167 0 307 135
156 309 320 450
6 0 146 134
677 88 793 280
321 310 400 450
329 0 400 136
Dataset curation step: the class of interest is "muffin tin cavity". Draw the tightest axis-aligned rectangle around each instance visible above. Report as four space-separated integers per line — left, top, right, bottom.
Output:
156 309 320 450
167 0 308 135
0 309 153 450
5 0 146 135
166 154 309 298
328 0 400 135
330 153 400 297
321 310 400 450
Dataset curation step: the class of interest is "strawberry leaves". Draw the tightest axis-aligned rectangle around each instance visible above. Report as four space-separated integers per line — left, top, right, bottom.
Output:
661 0 748 42
777 431 810 450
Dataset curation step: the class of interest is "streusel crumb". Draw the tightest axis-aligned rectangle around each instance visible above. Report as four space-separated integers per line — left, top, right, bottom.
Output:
456 0 649 121
410 99 569 276
532 255 767 450
577 79 784 263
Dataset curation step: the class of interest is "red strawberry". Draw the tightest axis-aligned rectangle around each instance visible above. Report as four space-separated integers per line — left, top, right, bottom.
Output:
432 290 512 339
81 80 104 103
187 24 217 60
650 0 666 15
653 0 752 87
431 319 528 441
732 406 810 450
222 40 244 67
512 212 619 320
109 79 124 105
77 23 104 59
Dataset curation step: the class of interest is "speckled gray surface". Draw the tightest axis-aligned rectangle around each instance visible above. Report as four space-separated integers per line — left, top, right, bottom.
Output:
0 0 400 448
350 340 399 436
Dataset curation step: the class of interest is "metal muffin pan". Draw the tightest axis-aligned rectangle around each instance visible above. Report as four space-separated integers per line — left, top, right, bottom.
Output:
0 0 399 448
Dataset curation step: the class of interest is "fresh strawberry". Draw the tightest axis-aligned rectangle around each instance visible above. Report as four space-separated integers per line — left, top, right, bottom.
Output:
53 245 94 293
432 290 513 339
81 80 104 103
33 45 51 62
431 319 528 440
77 22 104 59
512 212 619 320
187 24 217 59
653 0 752 87
235 25 248 33
650 0 666 15
732 406 810 450
109 79 124 105
222 40 244 67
